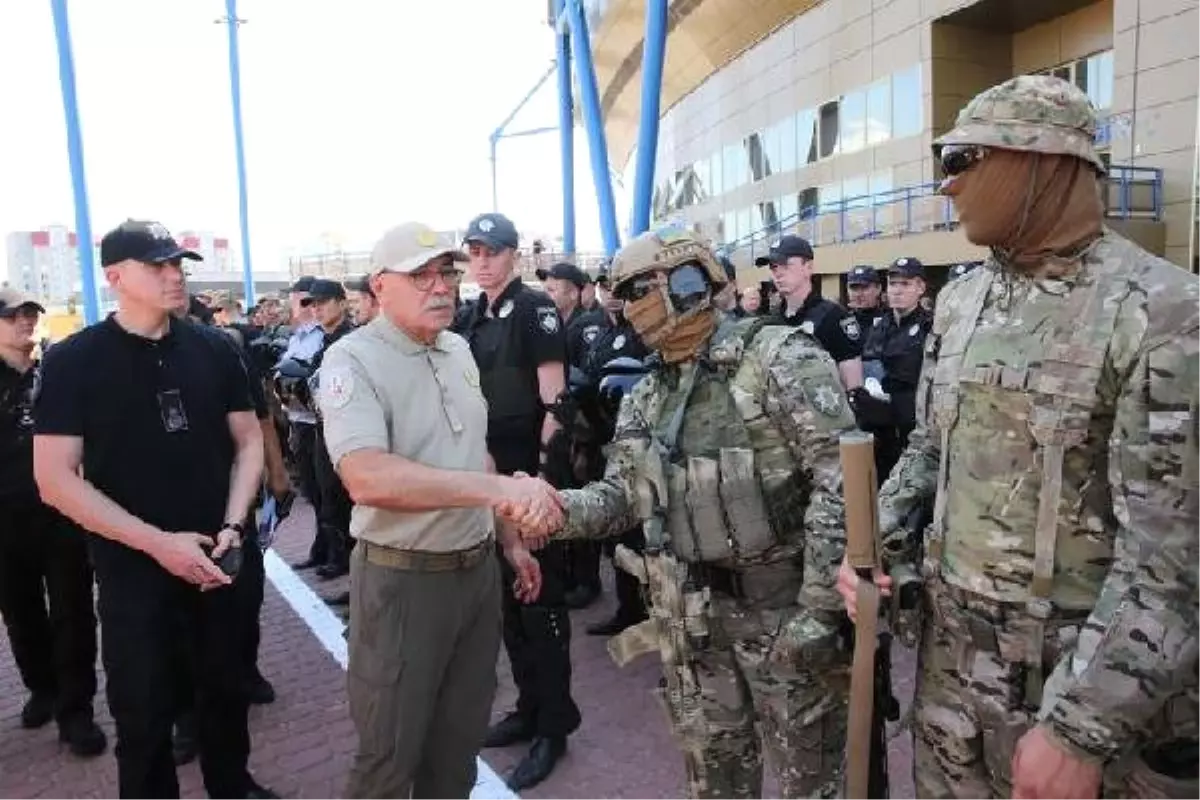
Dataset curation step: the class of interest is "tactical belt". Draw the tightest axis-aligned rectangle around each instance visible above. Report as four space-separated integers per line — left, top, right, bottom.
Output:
364 538 492 573
693 561 802 604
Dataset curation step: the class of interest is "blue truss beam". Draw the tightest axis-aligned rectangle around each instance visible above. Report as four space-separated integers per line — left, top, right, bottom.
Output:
631 0 668 235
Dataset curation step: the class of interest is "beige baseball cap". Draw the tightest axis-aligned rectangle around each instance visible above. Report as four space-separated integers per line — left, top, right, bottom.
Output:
370 222 467 275
0 287 45 317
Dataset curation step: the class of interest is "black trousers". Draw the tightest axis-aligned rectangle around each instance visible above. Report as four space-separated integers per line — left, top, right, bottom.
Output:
603 525 648 623
291 422 326 564
0 499 98 724
314 424 354 569
488 433 581 739
93 544 252 799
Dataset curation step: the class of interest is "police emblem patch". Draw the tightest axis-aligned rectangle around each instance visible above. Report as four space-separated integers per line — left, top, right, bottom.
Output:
323 367 354 410
537 307 559 333
811 384 843 417
909 323 920 337
840 316 861 341
800 321 816 336
611 334 626 351
582 324 600 344
498 300 514 318
479 218 495 232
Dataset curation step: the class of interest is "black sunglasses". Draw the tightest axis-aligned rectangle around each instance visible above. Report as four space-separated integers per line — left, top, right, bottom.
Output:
940 144 987 177
614 263 709 303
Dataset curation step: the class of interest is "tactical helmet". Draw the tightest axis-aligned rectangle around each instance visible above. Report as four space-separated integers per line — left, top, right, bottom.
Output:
609 225 727 296
934 74 1105 173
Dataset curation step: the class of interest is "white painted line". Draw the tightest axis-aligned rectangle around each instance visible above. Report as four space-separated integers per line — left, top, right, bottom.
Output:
263 548 517 799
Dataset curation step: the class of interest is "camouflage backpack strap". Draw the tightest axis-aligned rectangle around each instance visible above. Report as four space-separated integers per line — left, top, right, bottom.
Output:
1018 246 1127 705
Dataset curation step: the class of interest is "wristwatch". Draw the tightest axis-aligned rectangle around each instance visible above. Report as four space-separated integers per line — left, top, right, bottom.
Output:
221 521 248 538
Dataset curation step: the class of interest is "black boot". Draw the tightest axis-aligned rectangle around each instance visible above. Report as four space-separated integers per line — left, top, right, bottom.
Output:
58 714 107 757
21 692 56 729
507 736 566 791
246 671 276 705
563 583 599 609
483 712 534 748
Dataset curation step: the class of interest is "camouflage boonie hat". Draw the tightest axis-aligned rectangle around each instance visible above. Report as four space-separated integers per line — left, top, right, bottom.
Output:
934 75 1104 173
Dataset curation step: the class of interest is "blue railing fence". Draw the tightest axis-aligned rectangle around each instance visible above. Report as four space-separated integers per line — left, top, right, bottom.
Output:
713 163 1163 266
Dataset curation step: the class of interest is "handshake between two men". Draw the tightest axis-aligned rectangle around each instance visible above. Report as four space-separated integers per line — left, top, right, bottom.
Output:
491 471 566 605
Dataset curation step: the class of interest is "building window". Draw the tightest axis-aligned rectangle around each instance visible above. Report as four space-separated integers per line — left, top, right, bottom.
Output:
892 64 922 139
1035 51 1113 110
723 143 747 191
818 100 840 158
709 152 724 195
839 91 867 154
776 114 798 173
747 132 768 182
798 107 819 165
693 159 711 203
843 175 870 209
779 192 799 225
866 78 892 145
799 187 819 217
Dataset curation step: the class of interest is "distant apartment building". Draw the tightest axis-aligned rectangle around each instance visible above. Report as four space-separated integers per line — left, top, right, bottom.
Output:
4 225 101 306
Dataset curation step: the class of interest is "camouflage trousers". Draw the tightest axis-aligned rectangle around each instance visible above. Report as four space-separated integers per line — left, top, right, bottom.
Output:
914 582 1198 799
661 594 848 799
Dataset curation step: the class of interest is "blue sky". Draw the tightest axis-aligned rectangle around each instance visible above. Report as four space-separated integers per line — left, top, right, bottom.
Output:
0 0 622 273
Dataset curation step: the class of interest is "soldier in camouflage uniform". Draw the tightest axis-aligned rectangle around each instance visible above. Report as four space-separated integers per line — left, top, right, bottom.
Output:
839 74 1199 798
522 225 855 798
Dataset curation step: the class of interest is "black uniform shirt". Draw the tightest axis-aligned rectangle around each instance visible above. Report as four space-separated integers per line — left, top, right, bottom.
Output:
564 305 606 370
861 305 932 423
581 315 649 382
34 315 255 569
776 293 863 362
452 278 566 437
0 358 40 502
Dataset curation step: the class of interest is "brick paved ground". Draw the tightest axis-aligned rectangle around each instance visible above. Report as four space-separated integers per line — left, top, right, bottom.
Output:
0 499 915 798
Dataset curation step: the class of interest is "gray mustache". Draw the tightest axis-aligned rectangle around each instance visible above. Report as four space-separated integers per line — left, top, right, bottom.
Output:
425 299 453 310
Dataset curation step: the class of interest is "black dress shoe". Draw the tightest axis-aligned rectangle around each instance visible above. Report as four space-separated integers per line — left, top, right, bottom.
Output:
564 584 600 610
291 557 322 571
21 692 55 729
507 736 566 791
483 712 534 748
586 613 645 637
247 673 276 705
59 715 107 757
315 562 349 580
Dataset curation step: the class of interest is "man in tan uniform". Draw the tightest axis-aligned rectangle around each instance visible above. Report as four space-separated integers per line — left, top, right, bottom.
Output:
319 222 564 799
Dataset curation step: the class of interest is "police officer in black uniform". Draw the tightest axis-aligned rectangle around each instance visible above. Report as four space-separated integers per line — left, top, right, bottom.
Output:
536 261 606 609
845 264 885 331
453 212 580 791
0 289 105 757
579 271 651 636
859 256 932 480
711 252 744 317
305 279 356 583
756 234 864 391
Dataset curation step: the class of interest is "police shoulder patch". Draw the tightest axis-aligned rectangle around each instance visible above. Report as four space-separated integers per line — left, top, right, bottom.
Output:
839 315 861 341
582 324 600 344
322 366 355 410
537 306 560 333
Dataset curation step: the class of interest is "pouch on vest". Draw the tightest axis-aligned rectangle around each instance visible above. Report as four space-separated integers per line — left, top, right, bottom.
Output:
718 447 774 558
683 456 734 562
665 462 702 562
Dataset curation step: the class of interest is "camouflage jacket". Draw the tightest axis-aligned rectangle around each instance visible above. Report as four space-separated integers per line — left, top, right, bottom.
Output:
878 229 1199 761
557 317 854 619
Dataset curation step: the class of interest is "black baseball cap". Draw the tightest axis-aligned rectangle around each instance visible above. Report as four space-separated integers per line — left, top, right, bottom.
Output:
536 261 589 288
949 260 982 280
99 220 202 268
887 257 926 278
343 274 373 295
847 265 880 286
290 275 316 293
463 213 519 250
0 287 45 317
754 235 814 266
307 278 347 302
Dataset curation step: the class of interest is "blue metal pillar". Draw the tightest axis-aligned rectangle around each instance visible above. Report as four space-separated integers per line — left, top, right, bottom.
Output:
222 0 255 305
631 0 668 235
49 0 100 325
562 0 620 257
554 0 576 253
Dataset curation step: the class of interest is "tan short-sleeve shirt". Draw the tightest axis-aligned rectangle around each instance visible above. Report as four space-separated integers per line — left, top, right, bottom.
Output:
319 317 493 552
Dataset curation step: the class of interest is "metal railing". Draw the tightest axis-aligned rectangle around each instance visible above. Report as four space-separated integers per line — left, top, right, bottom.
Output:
716 163 1164 265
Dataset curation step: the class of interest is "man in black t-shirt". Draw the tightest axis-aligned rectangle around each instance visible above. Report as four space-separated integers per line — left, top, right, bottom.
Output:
33 220 272 799
0 288 105 757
